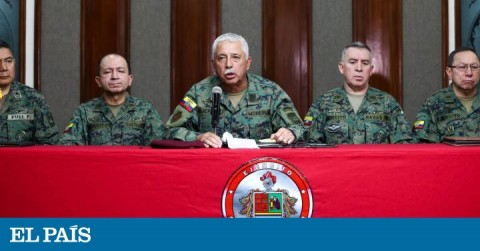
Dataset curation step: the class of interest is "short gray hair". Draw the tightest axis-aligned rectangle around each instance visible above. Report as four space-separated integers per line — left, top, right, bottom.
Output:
341 41 372 62
211 33 249 59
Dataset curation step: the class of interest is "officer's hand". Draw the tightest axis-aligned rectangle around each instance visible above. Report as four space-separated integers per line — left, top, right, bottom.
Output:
270 128 295 144
196 132 223 148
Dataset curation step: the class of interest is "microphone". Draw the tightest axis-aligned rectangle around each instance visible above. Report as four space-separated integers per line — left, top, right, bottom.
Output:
211 86 222 133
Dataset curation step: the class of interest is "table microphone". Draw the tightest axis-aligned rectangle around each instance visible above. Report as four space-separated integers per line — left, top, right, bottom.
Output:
211 86 222 134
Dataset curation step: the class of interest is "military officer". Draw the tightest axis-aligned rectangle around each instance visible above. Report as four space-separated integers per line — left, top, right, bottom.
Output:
60 54 164 145
164 33 304 148
0 40 59 145
414 47 480 143
304 41 413 144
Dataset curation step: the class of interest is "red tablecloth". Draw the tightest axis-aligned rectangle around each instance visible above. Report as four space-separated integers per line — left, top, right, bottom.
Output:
1 144 479 217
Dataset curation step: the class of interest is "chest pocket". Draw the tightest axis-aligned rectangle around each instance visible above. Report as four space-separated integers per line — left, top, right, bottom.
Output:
364 113 390 143
437 113 463 136
7 113 35 142
197 105 214 132
123 119 147 145
323 113 348 144
246 109 272 139
87 122 111 145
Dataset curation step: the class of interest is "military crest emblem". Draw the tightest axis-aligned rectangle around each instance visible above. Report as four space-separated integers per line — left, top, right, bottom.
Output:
222 157 313 218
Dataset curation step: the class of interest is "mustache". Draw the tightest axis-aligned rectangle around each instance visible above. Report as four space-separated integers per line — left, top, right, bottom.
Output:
225 68 235 75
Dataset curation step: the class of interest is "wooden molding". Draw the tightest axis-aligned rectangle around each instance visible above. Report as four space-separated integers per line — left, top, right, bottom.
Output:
19 0 26 84
442 0 449 88
352 0 404 105
262 0 312 117
80 0 131 103
34 0 42 90
170 0 221 112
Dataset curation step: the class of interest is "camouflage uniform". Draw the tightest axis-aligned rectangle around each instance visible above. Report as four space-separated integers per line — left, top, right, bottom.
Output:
304 86 413 144
165 73 304 141
0 81 59 144
413 85 480 143
60 95 164 145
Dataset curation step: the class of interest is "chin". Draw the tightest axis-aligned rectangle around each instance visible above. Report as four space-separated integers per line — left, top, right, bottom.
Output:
0 80 12 85
221 78 239 85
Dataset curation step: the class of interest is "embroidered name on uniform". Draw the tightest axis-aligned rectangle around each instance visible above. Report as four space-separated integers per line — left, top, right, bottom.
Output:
365 114 389 121
248 110 270 116
125 121 145 128
199 107 211 113
89 123 110 129
327 114 346 120
8 114 34 120
439 113 461 122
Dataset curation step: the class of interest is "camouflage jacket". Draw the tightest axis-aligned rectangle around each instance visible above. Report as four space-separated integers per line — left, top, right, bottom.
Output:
165 73 304 141
0 81 59 145
60 95 164 146
304 86 413 144
413 85 480 143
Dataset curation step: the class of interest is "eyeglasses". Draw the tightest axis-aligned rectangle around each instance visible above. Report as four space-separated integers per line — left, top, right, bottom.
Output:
0 58 14 67
449 64 480 72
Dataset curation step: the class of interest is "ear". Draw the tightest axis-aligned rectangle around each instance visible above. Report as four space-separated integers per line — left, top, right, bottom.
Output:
246 56 252 71
128 75 133 87
445 67 453 81
95 76 102 88
338 62 344 74
369 64 374 76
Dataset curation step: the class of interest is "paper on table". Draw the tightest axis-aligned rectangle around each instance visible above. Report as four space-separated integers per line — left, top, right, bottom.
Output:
222 132 259 149
227 138 259 149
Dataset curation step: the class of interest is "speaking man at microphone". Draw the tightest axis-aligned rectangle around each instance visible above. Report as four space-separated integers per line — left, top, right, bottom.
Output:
165 33 303 148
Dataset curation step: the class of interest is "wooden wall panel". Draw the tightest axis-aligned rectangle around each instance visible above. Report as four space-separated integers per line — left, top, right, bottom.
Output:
19 0 26 84
34 0 42 90
262 0 312 117
352 0 403 105
442 0 448 88
441 0 461 88
170 0 221 111
80 0 130 103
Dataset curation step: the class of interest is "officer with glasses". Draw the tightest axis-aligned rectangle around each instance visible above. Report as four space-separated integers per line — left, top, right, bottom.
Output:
414 47 480 142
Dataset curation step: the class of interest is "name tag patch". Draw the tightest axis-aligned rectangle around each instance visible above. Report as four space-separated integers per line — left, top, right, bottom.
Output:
365 113 389 121
8 114 34 120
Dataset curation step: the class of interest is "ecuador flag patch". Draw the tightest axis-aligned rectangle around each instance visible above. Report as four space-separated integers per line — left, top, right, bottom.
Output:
179 96 197 112
414 120 425 129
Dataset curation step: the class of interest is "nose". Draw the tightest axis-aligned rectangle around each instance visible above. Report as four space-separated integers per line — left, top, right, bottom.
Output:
226 56 233 68
465 66 474 75
110 70 119 79
354 61 363 71
0 61 6 71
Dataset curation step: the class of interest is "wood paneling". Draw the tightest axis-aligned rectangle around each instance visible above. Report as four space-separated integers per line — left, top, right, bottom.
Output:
19 0 26 83
442 0 461 88
262 0 312 117
80 0 130 103
352 0 403 105
441 0 451 88
170 0 221 111
34 0 42 90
